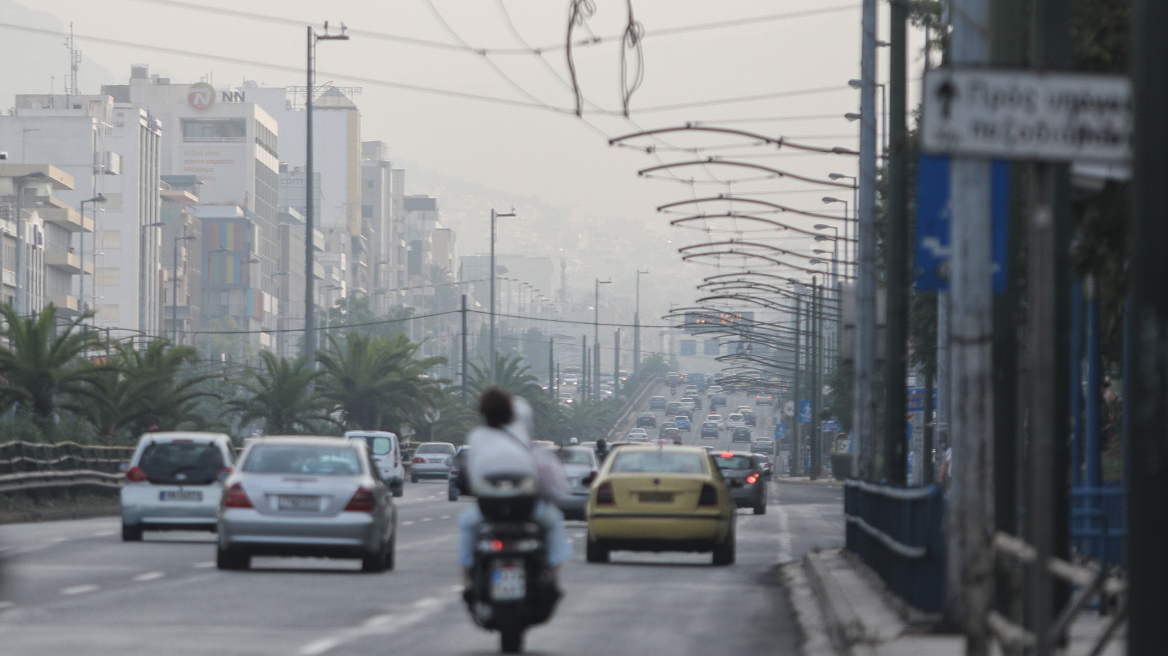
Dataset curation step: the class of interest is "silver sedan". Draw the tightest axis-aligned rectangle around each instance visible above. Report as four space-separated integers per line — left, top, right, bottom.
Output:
216 436 397 572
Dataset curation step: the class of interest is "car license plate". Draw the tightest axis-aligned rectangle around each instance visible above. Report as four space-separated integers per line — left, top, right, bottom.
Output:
159 490 202 502
639 492 675 503
428 457 444 463
491 560 526 601
278 495 321 512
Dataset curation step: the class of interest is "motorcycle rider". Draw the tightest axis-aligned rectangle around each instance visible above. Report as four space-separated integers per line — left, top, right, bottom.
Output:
458 388 573 590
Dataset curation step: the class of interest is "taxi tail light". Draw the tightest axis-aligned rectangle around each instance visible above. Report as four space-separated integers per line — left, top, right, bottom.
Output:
125 466 148 483
345 486 376 512
595 482 615 505
698 483 719 506
223 482 253 508
746 473 760 485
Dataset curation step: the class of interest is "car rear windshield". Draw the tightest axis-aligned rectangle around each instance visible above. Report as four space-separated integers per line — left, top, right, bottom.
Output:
416 443 456 455
729 414 744 421
610 451 706 474
716 455 755 470
138 441 224 485
243 445 362 476
556 448 593 465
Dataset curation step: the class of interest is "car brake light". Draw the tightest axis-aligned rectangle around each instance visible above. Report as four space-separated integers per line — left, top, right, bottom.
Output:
412 456 425 464
490 539 504 552
345 486 376 512
698 483 718 506
720 452 734 458
125 466 147 482
747 473 759 484
596 482 615 505
223 482 252 508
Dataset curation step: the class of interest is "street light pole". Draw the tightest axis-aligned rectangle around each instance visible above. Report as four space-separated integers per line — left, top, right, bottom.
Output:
79 194 106 319
635 269 648 378
488 208 516 383
594 278 611 400
304 22 348 363
172 231 196 343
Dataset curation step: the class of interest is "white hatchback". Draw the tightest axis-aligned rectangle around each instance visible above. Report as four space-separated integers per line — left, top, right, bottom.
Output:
726 413 747 430
120 432 235 541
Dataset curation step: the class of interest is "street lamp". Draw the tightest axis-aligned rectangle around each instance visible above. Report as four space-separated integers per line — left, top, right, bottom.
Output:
594 278 611 401
488 208 516 382
814 222 841 288
635 269 649 377
304 20 349 363
171 233 197 342
79 194 106 317
849 78 888 156
820 199 849 277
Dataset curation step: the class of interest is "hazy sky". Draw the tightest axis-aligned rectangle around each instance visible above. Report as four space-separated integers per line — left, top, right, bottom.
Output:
1 0 923 317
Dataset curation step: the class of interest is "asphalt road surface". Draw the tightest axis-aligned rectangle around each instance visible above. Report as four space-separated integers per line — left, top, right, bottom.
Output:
0 389 842 655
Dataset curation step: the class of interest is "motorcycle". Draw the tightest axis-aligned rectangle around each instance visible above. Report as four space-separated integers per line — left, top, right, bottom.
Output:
670 387 677 396
463 475 560 654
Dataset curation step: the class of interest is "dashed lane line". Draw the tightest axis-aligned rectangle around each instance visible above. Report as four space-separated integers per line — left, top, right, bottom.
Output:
60 584 99 596
133 571 166 582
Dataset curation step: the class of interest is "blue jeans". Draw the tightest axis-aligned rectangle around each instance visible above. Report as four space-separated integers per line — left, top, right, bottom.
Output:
458 500 573 570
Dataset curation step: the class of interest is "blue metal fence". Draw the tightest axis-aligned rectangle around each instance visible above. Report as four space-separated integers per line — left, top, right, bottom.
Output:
1071 483 1125 566
844 479 946 612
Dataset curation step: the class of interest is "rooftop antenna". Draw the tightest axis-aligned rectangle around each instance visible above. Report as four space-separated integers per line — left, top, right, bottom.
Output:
64 22 80 95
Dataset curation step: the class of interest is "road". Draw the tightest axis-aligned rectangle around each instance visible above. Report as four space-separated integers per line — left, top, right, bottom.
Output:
0 388 842 655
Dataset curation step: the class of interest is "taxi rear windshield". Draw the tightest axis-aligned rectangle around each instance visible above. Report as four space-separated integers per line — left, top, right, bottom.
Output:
715 455 755 470
243 445 362 476
139 442 224 485
610 451 706 474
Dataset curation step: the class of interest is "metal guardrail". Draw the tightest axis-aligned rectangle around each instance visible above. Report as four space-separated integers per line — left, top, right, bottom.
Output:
606 378 664 443
844 479 946 612
0 441 134 494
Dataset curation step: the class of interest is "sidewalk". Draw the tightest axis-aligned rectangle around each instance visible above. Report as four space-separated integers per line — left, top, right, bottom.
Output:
783 548 1124 656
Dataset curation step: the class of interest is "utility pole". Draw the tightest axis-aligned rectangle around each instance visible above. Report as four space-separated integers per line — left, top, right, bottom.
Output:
595 278 611 400
461 294 468 407
1128 0 1168 646
853 0 879 480
581 335 588 402
810 278 822 480
635 270 648 378
548 337 555 399
489 208 516 383
1026 1 1072 653
946 0 994 651
793 293 803 476
613 329 620 395
882 0 909 485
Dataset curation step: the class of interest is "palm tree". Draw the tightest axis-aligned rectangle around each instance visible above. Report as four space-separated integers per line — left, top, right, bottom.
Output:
317 332 446 434
428 388 481 445
81 340 219 441
0 304 106 427
563 399 616 442
466 352 565 441
230 351 333 434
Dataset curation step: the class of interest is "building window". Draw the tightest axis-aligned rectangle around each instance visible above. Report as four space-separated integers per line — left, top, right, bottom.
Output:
98 304 119 321
99 231 121 249
181 118 247 143
97 267 120 286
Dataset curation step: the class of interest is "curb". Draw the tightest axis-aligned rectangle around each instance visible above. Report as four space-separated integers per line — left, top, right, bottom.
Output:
804 550 867 653
0 502 120 525
777 477 846 487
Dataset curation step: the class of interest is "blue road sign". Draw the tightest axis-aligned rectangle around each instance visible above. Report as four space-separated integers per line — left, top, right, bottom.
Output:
915 155 1011 293
774 423 786 440
822 420 840 433
907 387 926 412
798 400 812 424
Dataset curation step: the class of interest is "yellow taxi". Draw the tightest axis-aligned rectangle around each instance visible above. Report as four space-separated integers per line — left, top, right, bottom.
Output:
584 444 737 565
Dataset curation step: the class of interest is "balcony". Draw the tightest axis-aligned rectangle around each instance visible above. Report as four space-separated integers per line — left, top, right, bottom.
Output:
47 294 80 315
45 251 92 275
40 207 94 233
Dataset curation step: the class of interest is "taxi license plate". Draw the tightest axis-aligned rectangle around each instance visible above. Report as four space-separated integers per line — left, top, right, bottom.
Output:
278 495 321 512
490 560 526 601
639 492 675 503
159 490 202 502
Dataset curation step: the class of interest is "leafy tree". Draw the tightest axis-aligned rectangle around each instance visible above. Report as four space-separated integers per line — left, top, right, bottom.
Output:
230 352 334 434
317 332 446 434
639 352 669 379
562 399 616 442
0 305 106 427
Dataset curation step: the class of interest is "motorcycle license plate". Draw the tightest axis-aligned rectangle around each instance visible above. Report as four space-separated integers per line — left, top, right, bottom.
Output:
490 560 526 601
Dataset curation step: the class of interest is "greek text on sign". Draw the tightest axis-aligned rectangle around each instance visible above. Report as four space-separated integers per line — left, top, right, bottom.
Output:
922 69 1131 162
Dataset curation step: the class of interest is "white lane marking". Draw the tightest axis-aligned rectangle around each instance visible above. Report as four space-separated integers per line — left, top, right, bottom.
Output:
192 561 215 568
421 517 432 522
439 515 451 520
299 595 451 655
777 504 793 563
61 584 99 596
401 520 415 526
0 601 15 611
133 571 165 582
93 530 117 537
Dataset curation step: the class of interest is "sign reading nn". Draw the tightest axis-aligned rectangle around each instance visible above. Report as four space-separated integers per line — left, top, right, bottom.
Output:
922 69 1132 162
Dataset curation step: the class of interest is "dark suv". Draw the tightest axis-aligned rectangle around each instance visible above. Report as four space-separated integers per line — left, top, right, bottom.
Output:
714 452 767 514
731 427 752 443
636 412 657 428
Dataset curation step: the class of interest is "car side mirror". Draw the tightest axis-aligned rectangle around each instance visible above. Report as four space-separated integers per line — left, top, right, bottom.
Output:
581 472 597 487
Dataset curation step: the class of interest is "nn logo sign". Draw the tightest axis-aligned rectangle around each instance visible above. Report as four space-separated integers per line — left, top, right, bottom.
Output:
188 83 215 111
